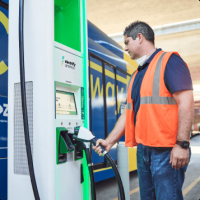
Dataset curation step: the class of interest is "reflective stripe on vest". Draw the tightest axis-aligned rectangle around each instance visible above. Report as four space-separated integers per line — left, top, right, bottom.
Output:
126 103 132 110
140 96 177 105
140 52 177 105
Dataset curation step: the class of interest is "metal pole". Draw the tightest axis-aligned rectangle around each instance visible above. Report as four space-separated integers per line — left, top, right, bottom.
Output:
117 142 130 200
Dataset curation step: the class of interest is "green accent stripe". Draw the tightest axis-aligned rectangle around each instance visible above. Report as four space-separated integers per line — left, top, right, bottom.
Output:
82 1 90 200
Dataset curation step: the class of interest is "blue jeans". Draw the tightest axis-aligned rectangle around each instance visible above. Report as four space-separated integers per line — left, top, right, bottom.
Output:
137 143 191 200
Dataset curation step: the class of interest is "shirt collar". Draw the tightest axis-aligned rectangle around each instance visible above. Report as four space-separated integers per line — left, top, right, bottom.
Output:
137 48 162 71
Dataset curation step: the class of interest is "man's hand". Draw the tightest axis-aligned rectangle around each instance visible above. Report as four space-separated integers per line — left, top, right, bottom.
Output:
92 106 127 157
169 144 189 169
92 139 113 156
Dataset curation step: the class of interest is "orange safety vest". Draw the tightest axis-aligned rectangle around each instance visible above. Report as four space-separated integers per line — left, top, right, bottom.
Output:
125 51 185 147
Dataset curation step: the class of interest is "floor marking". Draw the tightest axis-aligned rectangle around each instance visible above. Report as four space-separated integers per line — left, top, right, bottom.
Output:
130 187 140 195
189 159 197 165
113 187 139 200
183 176 200 196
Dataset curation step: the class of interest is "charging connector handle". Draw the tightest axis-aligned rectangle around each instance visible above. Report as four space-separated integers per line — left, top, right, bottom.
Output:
60 133 74 153
91 138 125 200
91 138 107 156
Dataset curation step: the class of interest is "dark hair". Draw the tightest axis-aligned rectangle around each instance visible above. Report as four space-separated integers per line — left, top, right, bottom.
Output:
123 21 155 44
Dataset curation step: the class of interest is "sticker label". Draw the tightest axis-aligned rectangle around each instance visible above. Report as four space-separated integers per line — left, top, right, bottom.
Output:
81 87 85 120
120 102 125 114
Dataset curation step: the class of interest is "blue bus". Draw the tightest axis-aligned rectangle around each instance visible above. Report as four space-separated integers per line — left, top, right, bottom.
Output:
87 21 138 182
0 1 9 199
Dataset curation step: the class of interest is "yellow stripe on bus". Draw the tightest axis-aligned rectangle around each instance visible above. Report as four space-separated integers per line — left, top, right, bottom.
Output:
90 61 102 73
94 166 112 173
105 69 115 79
0 11 9 34
90 61 129 85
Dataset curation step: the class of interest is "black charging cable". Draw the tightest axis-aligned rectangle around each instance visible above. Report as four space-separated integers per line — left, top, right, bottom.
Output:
0 0 8 10
19 0 40 199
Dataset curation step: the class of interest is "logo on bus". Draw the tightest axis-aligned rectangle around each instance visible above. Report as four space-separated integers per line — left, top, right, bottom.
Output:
0 11 9 76
0 103 8 118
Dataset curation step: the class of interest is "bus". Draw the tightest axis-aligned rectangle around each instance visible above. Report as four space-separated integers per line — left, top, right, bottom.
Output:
87 21 138 182
0 1 8 199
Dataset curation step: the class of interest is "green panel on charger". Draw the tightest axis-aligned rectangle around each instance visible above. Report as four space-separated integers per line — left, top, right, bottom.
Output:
54 0 81 52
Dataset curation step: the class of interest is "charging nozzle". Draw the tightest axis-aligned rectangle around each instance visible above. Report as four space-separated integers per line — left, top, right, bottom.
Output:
73 126 95 143
73 126 107 155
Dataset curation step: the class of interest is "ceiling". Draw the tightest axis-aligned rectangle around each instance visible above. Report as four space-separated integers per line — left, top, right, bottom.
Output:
87 0 200 102
87 0 200 35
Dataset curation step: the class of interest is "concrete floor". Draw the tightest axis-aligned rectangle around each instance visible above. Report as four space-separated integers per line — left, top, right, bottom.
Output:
95 134 200 200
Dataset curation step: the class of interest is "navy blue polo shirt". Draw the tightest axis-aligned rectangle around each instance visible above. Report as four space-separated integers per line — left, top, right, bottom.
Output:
128 48 193 125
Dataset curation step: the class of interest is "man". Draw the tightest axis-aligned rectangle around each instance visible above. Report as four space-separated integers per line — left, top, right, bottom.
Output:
93 21 194 200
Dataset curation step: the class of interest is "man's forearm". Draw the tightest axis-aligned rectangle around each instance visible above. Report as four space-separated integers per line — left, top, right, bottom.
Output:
105 108 126 146
170 90 193 169
175 91 194 142
177 103 194 141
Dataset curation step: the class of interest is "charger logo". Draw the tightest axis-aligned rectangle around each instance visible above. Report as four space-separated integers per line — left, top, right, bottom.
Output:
61 56 76 70
0 104 8 117
65 60 76 70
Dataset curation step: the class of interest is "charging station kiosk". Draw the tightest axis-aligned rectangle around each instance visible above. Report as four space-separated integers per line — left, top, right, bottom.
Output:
8 0 89 199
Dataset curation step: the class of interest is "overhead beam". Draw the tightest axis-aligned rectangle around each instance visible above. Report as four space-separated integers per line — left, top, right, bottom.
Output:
108 18 200 43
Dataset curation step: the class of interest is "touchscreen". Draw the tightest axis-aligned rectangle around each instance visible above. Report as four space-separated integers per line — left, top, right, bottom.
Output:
56 91 77 115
